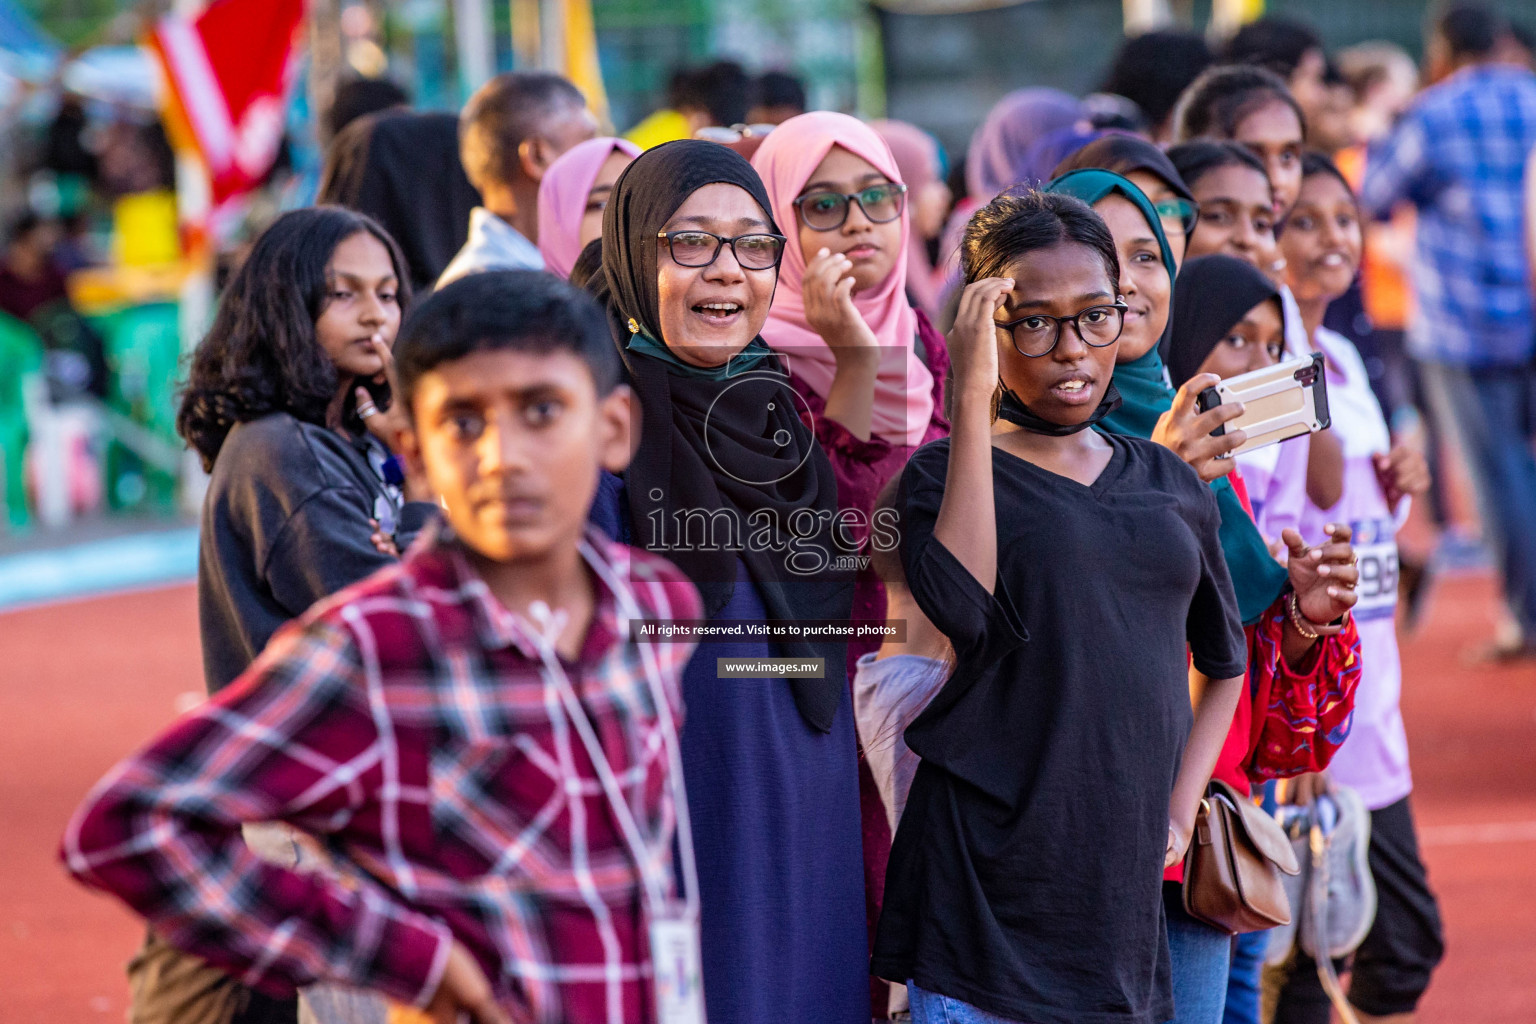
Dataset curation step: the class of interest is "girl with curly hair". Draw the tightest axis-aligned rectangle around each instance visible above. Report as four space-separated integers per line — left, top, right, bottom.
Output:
177 205 438 692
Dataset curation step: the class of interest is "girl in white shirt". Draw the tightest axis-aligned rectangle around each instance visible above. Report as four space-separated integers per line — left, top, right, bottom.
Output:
1268 152 1443 1024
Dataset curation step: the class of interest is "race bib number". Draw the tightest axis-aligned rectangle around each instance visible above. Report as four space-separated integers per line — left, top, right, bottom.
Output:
1349 518 1398 621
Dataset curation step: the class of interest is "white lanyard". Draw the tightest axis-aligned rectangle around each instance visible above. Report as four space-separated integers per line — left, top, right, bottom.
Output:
514 552 700 921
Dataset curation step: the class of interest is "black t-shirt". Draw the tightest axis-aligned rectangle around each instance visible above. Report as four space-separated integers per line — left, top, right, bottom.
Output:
871 431 1246 1024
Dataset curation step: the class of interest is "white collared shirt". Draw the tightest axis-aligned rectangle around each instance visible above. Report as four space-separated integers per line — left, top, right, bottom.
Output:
437 206 545 287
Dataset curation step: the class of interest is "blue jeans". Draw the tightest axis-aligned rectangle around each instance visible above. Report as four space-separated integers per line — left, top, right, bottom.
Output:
1422 360 1536 634
1222 929 1267 1024
1166 884 1231 1024
907 981 1024 1023
1225 782 1276 1024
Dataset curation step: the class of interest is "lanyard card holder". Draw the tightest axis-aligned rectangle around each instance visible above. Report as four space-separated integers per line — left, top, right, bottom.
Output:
520 586 707 1024
650 906 706 1024
1198 352 1331 459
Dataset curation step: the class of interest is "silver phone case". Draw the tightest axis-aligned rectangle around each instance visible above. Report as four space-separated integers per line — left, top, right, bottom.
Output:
1196 352 1331 458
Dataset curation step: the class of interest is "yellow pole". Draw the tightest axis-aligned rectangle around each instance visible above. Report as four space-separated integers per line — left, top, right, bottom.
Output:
561 0 609 126
511 0 541 69
1210 0 1265 39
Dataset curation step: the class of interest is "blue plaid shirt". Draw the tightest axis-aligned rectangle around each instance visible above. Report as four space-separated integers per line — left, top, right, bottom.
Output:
1360 64 1536 368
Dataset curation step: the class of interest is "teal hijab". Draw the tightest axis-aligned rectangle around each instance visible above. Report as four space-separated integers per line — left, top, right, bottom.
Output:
1044 169 1176 439
1044 168 1287 624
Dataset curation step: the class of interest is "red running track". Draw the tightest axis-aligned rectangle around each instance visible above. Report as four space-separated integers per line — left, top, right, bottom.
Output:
0 574 1532 1022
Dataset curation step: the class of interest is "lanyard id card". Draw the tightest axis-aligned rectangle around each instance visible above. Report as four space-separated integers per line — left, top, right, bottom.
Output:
649 906 706 1024
520 582 708 1024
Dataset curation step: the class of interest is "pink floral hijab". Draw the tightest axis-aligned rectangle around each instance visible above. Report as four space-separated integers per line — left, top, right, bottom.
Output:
536 136 641 280
752 112 934 447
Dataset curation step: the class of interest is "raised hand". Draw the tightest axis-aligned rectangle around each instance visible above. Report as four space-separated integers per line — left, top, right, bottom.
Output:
806 247 883 439
947 276 1014 407
932 276 1013 597
1372 444 1430 510
368 519 399 558
357 336 434 502
1151 373 1247 482
355 336 410 452
1283 523 1359 629
802 247 880 360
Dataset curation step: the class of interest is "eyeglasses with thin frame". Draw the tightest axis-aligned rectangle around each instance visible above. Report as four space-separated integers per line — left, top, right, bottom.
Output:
657 230 787 271
1153 197 1199 238
793 182 909 231
994 302 1129 358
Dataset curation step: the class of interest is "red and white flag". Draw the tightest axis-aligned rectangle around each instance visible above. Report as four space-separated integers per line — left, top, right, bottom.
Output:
147 0 305 209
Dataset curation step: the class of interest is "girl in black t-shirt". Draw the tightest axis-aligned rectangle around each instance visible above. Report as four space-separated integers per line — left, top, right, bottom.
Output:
871 189 1250 1024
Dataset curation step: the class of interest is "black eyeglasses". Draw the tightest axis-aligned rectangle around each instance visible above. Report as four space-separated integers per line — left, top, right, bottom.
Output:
793 182 908 231
994 302 1128 358
657 230 787 271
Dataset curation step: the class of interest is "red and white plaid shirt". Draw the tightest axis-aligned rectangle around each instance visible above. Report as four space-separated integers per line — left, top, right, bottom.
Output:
62 524 700 1023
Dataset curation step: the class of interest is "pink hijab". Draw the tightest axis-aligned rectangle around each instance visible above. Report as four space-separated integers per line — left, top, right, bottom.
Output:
752 112 934 447
536 136 641 280
870 118 946 319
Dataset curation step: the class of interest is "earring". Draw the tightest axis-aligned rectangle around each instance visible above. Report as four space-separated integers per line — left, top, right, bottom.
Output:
990 380 1003 424
627 317 641 335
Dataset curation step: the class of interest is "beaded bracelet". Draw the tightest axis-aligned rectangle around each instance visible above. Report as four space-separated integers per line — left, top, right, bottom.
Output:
1289 590 1346 639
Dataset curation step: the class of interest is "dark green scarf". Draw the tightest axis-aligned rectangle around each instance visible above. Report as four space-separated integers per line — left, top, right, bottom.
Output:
1045 169 1287 624
624 325 777 381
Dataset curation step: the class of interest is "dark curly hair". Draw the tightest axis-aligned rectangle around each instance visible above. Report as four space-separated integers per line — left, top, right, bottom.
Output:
961 187 1120 290
176 206 410 470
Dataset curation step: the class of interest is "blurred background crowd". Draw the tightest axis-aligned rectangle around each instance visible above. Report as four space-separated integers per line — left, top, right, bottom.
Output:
0 0 1529 571
3 3 1536 1022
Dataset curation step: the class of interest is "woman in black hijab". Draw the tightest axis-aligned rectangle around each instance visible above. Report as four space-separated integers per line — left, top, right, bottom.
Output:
1167 253 1287 388
588 139 868 1024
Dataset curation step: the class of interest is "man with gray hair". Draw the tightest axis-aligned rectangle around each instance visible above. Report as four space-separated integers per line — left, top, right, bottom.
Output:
439 72 597 286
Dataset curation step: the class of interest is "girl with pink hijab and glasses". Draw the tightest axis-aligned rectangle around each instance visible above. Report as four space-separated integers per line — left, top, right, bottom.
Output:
752 111 952 1019
534 135 640 280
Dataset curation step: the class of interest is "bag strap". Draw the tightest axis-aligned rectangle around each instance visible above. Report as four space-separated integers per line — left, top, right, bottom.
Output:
1309 820 1362 1024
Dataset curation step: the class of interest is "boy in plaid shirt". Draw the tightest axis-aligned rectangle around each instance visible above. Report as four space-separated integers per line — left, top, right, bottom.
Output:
62 271 702 1024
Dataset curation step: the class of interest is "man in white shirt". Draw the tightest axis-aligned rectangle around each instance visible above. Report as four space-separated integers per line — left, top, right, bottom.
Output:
439 72 597 286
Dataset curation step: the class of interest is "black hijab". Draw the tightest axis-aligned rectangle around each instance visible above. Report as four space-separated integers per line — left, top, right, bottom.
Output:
1051 134 1195 203
595 139 852 732
318 110 480 293
1167 254 1282 388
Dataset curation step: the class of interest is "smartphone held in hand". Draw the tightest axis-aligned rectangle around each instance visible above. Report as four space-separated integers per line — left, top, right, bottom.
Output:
1197 353 1332 458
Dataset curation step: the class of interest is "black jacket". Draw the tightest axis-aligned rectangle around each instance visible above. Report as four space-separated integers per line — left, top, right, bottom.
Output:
197 413 435 692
